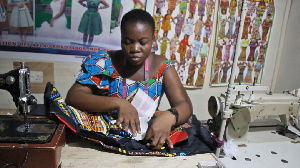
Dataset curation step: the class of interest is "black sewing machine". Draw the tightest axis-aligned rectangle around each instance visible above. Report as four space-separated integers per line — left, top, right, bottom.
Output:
0 62 66 168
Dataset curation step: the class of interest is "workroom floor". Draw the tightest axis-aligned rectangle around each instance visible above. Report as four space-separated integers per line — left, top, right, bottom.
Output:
60 119 300 168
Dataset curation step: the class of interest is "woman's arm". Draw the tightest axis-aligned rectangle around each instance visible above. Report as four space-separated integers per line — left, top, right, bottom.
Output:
78 0 86 7
65 82 120 112
50 0 66 27
145 61 193 150
163 65 193 125
65 82 141 136
99 0 109 9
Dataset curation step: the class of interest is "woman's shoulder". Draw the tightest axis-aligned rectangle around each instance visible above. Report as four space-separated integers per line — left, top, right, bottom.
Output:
80 49 119 77
152 54 174 76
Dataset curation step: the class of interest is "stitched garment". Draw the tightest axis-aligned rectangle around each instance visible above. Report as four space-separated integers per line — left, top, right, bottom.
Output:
46 50 216 156
78 0 103 35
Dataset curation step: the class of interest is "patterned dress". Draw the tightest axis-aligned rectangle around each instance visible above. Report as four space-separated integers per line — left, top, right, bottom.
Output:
47 50 215 156
174 14 184 36
244 63 254 83
194 18 203 37
247 40 258 61
177 38 189 56
8 0 33 27
262 17 272 41
215 43 223 62
183 17 194 36
179 0 188 13
78 0 103 35
161 14 173 32
195 62 205 86
186 60 197 85
238 39 249 61
189 0 197 15
169 37 179 55
251 16 262 40
154 13 162 34
159 36 170 55
192 39 201 57
242 16 251 39
198 0 205 16
200 42 208 57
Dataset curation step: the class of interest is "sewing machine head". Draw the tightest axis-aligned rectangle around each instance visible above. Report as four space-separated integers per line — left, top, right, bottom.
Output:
0 62 59 144
0 62 37 116
208 83 300 141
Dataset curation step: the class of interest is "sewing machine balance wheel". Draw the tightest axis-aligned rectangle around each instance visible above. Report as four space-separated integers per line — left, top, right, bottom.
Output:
208 96 223 117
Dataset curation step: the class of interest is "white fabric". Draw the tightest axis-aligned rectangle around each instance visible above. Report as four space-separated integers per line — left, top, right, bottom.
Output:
222 139 238 159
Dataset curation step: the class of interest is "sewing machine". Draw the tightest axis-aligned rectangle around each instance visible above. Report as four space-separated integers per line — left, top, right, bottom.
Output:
208 83 300 142
0 62 66 168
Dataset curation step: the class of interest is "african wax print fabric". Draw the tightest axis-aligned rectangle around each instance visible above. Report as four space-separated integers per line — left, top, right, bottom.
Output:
46 50 216 156
78 0 103 35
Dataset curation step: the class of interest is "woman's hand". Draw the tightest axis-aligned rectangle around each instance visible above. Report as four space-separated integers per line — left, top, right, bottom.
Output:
116 99 141 137
144 111 176 150
50 19 54 27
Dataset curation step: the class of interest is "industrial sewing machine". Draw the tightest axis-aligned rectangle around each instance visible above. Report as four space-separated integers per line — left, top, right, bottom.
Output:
208 82 300 138
0 62 66 168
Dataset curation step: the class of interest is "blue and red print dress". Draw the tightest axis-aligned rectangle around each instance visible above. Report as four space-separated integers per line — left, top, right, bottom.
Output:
47 50 215 156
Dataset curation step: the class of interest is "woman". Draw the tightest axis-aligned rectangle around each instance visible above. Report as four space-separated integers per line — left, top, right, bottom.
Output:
36 0 68 38
177 34 190 58
47 9 214 156
78 0 109 46
161 9 173 34
8 0 33 41
158 32 170 56
182 13 194 36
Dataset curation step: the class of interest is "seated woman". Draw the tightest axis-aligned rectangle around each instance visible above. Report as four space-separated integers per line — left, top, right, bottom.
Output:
47 9 215 156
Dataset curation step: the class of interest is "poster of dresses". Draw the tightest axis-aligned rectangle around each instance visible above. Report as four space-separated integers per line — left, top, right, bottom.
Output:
146 0 217 88
0 0 147 56
210 0 275 86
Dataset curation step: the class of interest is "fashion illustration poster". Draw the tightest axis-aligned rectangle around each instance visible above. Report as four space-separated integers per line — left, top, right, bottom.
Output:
147 0 217 89
0 0 148 56
210 0 275 86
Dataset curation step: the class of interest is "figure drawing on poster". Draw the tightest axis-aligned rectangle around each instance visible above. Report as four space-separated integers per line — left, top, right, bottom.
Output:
8 0 33 41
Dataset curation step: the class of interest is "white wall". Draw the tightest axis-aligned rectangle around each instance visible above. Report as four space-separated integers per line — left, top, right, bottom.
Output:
0 0 296 120
274 0 300 92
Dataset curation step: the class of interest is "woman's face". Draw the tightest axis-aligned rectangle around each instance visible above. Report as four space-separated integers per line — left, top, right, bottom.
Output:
121 22 154 66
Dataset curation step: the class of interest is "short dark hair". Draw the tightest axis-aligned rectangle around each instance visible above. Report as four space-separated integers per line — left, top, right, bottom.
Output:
121 9 155 35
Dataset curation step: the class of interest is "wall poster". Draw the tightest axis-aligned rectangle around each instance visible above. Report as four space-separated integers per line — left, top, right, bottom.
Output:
0 0 147 56
210 0 275 86
147 0 217 89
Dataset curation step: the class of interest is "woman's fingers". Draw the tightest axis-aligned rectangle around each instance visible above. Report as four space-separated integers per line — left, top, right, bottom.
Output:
122 119 130 132
135 118 141 134
145 130 171 150
129 120 137 136
165 136 174 149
